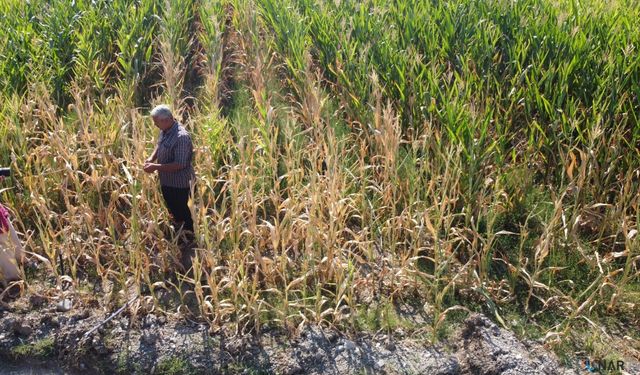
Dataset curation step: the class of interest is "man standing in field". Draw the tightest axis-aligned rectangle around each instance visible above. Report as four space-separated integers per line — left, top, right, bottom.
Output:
143 105 195 245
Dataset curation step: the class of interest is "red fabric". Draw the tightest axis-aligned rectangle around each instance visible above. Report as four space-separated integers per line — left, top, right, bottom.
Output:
0 203 9 234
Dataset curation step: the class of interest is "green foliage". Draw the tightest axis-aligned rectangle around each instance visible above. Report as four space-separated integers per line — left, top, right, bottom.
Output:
10 337 55 360
259 0 640 161
155 357 194 375
0 0 160 107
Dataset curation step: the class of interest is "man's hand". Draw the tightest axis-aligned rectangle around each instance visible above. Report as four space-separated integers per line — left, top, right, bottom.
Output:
0 176 4 182
143 162 159 173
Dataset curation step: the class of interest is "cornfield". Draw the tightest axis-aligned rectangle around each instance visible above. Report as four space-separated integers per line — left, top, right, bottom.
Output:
0 0 638 364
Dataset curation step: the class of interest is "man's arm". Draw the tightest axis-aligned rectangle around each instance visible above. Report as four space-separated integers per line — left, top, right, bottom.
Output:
153 162 185 172
144 135 192 173
146 145 159 163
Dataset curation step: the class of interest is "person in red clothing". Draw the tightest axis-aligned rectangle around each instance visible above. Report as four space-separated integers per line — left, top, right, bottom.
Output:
0 176 24 299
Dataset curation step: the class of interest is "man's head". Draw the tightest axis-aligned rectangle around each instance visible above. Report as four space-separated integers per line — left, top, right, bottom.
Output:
150 104 175 131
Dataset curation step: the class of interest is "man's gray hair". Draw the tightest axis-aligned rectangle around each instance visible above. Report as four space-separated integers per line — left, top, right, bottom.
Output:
150 104 173 120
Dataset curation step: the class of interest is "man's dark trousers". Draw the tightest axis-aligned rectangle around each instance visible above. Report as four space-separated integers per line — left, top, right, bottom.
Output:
161 185 194 233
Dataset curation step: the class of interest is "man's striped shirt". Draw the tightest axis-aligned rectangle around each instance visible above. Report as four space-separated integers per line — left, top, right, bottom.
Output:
156 121 195 188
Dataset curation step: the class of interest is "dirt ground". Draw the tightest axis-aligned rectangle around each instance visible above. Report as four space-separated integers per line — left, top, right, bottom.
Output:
1 280 638 374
